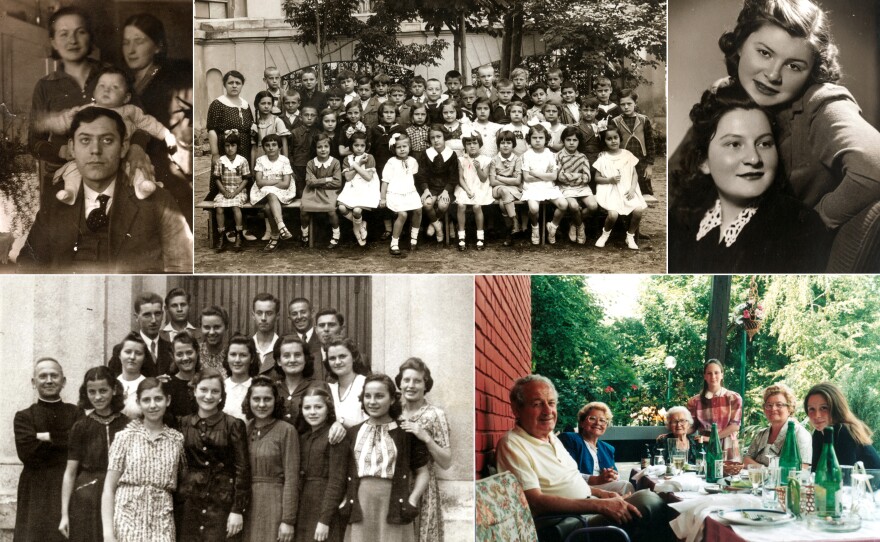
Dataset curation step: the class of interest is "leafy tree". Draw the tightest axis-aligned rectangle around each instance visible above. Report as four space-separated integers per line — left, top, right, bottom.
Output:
282 0 448 86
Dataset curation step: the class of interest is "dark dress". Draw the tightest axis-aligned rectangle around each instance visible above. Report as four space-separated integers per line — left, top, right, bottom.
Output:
67 412 130 542
295 421 349 542
206 97 255 200
416 148 460 197
13 399 83 542
810 423 880 471
135 58 195 226
245 419 299 542
179 411 250 541
166 376 198 419
668 191 832 273
275 378 331 429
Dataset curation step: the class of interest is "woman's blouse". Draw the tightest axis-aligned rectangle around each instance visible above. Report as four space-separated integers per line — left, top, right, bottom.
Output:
247 419 299 524
118 375 146 419
745 419 812 467
68 412 130 472
810 423 880 471
353 421 398 479
687 388 743 460
108 419 184 491
206 95 254 158
330 374 367 428
198 341 228 378
223 377 252 421
299 421 350 525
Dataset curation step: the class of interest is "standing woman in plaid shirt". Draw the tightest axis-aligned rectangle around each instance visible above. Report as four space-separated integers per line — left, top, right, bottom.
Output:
686 359 742 461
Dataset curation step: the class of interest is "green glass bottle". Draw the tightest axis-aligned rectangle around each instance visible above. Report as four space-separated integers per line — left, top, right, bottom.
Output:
778 419 802 478
814 427 842 518
706 422 723 483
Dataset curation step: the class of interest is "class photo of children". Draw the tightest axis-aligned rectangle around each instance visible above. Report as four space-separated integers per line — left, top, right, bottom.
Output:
1 0 194 273
191 1 667 273
0 274 474 542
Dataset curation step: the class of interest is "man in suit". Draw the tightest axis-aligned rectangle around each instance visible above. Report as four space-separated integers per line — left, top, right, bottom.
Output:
287 297 324 379
314 308 345 366
19 107 192 273
160 287 201 343
109 292 174 377
252 292 281 375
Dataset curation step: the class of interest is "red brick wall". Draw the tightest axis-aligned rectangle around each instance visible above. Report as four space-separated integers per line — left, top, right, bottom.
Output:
475 275 532 479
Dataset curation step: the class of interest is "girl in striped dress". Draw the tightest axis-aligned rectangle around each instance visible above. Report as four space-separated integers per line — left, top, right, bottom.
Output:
555 126 598 245
101 378 184 542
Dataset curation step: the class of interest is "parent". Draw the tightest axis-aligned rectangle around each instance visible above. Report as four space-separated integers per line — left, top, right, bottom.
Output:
206 71 254 205
108 292 174 377
668 84 830 272
558 401 635 495
122 13 194 226
20 107 193 273
804 382 880 470
495 375 674 542
686 359 742 461
655 406 699 465
14 358 83 542
742 383 811 468
671 0 880 271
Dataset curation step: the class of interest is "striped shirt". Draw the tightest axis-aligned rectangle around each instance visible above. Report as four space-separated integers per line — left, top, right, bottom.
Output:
353 421 398 479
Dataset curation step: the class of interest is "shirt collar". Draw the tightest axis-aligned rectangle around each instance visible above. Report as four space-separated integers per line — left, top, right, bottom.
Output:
696 198 759 247
140 330 158 351
190 410 226 427
83 179 116 207
425 146 453 161
252 333 279 357
162 322 196 333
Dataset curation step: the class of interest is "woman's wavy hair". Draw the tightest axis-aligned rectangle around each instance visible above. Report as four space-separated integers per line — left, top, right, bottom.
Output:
323 337 370 382
670 84 782 223
48 7 94 60
242 375 285 421
719 0 840 86
223 334 260 378
359 374 403 421
78 366 125 413
295 386 337 434
272 335 315 379
394 357 435 394
172 331 202 374
189 368 226 412
804 382 874 446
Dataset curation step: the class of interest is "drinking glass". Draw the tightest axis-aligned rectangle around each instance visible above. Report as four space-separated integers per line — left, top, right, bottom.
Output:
762 466 780 509
748 464 764 496
655 446 665 466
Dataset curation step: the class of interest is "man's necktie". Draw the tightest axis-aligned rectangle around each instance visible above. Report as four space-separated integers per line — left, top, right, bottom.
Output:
86 194 110 232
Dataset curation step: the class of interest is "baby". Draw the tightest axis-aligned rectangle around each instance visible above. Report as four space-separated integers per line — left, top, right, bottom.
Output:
37 66 177 204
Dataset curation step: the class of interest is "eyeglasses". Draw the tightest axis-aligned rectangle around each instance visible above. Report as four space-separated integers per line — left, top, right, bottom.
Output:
586 416 609 426
764 402 790 409
669 419 689 426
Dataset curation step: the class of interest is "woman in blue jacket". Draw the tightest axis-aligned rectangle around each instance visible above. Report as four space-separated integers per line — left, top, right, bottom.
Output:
558 402 634 495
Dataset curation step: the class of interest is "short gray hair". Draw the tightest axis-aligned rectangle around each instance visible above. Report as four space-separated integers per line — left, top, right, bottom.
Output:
665 405 693 429
510 374 557 409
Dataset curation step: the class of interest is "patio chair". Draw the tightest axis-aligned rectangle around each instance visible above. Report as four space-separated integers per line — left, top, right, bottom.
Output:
475 471 631 542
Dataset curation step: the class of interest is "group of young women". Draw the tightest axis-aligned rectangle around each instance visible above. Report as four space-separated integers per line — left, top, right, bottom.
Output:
58 330 452 542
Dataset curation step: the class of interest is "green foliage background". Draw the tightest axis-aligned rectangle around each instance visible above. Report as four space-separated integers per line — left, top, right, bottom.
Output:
531 275 880 451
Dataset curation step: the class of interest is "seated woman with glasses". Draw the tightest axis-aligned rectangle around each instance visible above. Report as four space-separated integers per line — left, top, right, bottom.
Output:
743 383 812 468
558 402 634 495
655 406 700 465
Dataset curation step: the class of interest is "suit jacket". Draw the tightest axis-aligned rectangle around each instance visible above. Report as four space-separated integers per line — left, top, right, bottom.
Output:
107 335 175 377
19 175 193 273
361 96 383 131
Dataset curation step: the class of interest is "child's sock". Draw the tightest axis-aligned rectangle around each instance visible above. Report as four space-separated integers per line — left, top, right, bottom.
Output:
300 226 309 238
410 227 419 242
477 230 485 240
391 236 400 248
331 226 341 239
458 230 466 241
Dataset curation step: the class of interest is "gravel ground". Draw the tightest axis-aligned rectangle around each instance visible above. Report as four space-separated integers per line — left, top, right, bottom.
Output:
193 155 667 274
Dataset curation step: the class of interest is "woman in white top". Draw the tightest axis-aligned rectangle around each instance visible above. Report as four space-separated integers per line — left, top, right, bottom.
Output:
115 332 148 419
324 337 369 428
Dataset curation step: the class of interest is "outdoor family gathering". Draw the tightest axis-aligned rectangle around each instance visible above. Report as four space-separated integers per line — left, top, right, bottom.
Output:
476 274 880 542
192 0 666 273
2 275 474 542
1 1 195 272
668 0 880 273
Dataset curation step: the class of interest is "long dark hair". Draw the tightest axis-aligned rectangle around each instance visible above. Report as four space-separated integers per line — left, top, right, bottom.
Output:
700 359 725 405
78 366 125 413
359 374 403 420
272 335 314 379
223 334 259 378
242 376 285 421
323 337 369 382
295 386 337 434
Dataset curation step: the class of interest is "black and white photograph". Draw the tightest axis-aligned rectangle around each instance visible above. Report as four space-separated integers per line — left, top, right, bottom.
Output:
668 0 880 273
192 0 666 273
0 274 475 542
0 0 194 273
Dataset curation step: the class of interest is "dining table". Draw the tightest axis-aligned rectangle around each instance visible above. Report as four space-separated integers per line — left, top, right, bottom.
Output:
629 466 880 542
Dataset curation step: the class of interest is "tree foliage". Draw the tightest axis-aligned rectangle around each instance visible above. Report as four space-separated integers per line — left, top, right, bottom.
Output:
282 0 448 79
531 275 880 449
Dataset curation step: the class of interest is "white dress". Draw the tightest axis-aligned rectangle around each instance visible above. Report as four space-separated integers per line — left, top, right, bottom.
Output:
381 157 422 212
592 150 647 215
471 121 503 157
118 374 146 419
520 148 563 201
337 153 380 209
250 154 297 204
329 374 367 429
455 154 494 205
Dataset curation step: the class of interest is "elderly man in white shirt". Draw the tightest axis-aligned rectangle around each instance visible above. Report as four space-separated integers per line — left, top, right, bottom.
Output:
496 374 674 542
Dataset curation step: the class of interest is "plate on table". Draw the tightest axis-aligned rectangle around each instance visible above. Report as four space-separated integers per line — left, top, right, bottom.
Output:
721 477 752 492
702 484 722 494
716 509 795 526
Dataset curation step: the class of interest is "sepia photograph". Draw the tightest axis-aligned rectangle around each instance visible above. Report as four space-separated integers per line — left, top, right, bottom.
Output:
0 273 475 541
193 0 666 273
1 0 194 273
668 0 880 273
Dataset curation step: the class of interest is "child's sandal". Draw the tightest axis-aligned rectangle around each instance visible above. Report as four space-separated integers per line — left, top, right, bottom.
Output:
458 239 466 252
263 237 280 252
389 245 402 257
476 239 485 250
328 238 339 250
301 236 310 248
279 226 293 240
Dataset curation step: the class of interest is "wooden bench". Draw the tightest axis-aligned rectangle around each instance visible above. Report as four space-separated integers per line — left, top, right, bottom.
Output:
442 200 548 245
196 200 312 247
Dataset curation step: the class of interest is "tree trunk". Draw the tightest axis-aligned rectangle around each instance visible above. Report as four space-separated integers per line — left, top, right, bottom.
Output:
511 6 523 69
452 29 460 72
500 12 513 78
706 275 732 364
460 12 468 83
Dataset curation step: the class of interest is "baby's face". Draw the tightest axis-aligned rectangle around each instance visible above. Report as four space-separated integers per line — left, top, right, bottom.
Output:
94 74 130 107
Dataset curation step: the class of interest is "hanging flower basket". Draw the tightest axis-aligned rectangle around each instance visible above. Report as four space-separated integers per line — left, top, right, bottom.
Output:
733 278 764 341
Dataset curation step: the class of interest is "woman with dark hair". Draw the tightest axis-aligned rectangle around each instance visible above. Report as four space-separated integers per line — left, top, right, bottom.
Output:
243 376 299 542
686 359 743 461
274 335 326 425
122 13 194 225
669 84 829 271
222 334 259 421
397 358 451 542
165 331 200 419
115 332 148 419
206 71 255 213
199 305 230 377
671 0 880 271
59 366 129 541
324 337 370 429
804 382 880 470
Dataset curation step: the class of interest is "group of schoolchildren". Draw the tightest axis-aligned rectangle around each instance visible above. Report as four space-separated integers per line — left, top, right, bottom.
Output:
212 64 656 255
